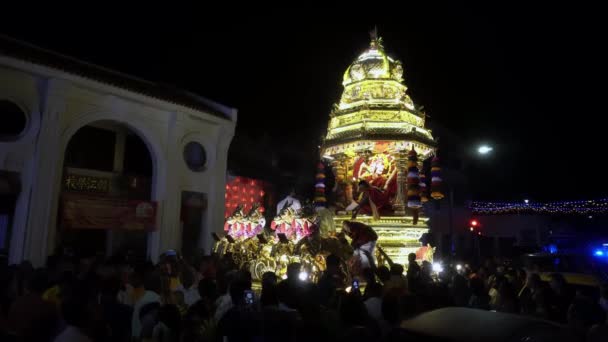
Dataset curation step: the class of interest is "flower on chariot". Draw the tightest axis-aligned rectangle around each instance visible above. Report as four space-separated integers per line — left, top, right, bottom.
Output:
314 161 327 207
406 147 422 208
420 171 429 203
430 154 444 200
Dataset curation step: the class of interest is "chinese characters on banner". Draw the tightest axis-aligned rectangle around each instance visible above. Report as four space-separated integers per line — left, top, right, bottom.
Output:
64 174 110 193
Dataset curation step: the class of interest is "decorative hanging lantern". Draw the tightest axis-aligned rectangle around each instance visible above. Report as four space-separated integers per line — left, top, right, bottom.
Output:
314 161 327 207
420 171 429 203
430 154 444 200
406 147 421 208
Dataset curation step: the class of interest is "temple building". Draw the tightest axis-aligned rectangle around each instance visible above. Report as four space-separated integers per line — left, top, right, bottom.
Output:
0 36 236 266
321 33 437 264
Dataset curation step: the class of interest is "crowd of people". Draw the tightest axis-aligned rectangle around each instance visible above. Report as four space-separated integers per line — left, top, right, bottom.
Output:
1 249 607 342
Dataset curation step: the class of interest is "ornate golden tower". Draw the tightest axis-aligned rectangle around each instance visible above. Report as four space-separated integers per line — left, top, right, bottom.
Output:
321 32 436 264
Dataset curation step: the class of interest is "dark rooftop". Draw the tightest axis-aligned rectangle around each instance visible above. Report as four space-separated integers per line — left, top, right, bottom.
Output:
0 35 235 121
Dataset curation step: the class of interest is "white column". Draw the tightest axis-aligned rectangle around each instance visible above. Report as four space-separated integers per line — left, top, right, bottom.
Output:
8 156 34 264
158 112 181 255
147 112 178 263
23 83 65 266
107 130 126 256
202 126 233 254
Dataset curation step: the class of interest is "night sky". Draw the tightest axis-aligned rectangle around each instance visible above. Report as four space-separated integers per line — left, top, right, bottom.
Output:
2 4 606 201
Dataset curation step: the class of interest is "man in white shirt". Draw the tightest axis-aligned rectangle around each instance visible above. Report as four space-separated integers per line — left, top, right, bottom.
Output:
276 188 301 214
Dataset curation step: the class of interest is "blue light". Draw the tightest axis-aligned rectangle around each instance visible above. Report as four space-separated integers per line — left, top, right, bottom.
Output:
594 250 605 257
548 244 558 254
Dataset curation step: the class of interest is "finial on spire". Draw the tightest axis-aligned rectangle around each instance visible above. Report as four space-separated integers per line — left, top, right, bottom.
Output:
370 26 378 41
369 26 383 49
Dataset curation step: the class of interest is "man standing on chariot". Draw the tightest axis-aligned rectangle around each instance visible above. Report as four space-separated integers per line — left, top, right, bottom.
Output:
340 220 378 272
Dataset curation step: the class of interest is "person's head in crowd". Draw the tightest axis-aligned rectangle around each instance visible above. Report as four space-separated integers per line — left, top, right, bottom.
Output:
199 255 216 279
286 263 302 282
484 259 496 272
400 294 420 319
25 268 50 295
377 265 391 283
488 273 504 290
526 273 542 290
362 267 375 284
237 269 253 286
326 254 341 274
390 264 404 276
288 187 297 197
452 272 468 289
198 278 218 303
99 273 122 302
229 279 249 307
497 280 518 304
505 268 517 281
187 299 212 322
340 293 368 327
421 261 432 274
262 271 278 289
78 255 96 276
341 221 352 235
381 289 403 327
516 268 527 281
261 278 279 307
218 269 237 295
477 266 488 280
549 273 568 294
139 302 161 339
469 276 486 297
496 265 505 275
180 267 196 290
149 269 163 292
568 291 606 337
61 292 90 329
15 260 34 296
158 304 182 336
58 270 76 296
299 282 321 314
173 290 185 307
161 250 179 274
408 253 416 263
277 280 296 309
365 280 383 299
130 266 146 289
600 283 608 314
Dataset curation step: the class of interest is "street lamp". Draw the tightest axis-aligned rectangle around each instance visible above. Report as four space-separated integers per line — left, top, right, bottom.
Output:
449 144 494 258
477 145 493 155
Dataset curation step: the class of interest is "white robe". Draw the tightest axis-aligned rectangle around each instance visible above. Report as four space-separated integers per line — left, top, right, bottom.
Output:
276 196 302 213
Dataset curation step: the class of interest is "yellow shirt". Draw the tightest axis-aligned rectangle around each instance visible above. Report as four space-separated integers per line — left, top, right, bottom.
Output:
42 285 61 307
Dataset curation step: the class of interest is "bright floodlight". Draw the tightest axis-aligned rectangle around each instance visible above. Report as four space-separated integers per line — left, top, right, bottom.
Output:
456 264 463 271
432 263 444 273
299 271 308 281
478 145 493 155
524 199 529 204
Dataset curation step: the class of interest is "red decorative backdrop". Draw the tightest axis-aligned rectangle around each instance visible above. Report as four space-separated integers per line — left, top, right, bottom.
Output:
224 176 266 217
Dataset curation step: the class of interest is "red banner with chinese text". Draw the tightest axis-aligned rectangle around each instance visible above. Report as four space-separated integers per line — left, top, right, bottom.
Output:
61 193 157 231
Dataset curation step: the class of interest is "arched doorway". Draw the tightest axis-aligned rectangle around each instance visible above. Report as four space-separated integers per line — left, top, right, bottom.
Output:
57 121 155 260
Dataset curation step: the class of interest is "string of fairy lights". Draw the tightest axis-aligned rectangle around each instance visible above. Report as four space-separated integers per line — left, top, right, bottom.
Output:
469 198 608 215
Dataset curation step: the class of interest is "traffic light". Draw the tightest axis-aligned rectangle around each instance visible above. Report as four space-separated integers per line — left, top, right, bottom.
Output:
469 219 479 232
